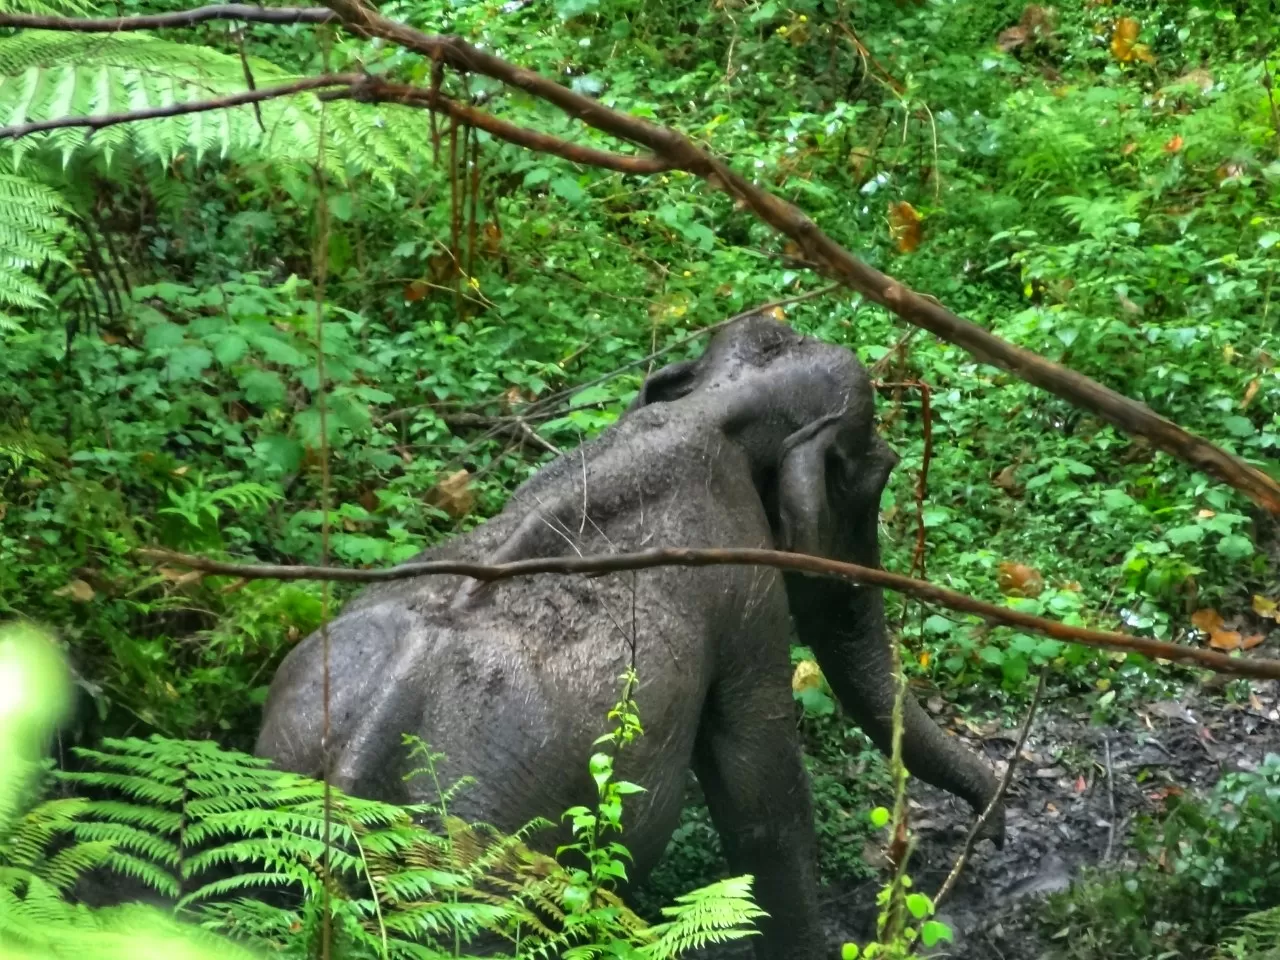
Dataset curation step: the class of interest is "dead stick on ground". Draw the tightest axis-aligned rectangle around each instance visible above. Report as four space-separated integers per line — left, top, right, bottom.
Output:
934 670 1047 909
135 546 1280 681
1103 736 1116 863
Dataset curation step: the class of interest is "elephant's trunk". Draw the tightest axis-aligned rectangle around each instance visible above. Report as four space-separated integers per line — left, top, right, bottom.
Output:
787 575 1005 846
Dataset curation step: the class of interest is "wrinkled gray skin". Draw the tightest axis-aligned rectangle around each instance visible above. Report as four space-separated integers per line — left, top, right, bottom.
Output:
256 316 1002 960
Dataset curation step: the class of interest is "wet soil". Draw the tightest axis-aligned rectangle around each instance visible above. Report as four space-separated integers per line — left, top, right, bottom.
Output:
824 678 1280 959
683 677 1280 960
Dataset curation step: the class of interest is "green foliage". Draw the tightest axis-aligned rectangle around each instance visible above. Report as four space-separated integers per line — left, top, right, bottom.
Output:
0 167 67 330
1043 754 1280 958
0 622 764 959
1 0 1279 944
0 30 429 183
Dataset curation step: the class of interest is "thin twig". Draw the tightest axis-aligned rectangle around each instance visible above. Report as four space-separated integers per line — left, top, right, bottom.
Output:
869 327 921 378
328 78 673 174
0 74 359 141
234 27 266 133
1102 736 1116 863
0 4 335 29
133 546 1280 681
934 670 1047 908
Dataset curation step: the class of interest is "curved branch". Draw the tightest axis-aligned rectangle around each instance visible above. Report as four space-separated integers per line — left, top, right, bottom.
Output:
317 0 1280 515
0 74 360 141
332 78 672 174
137 546 1280 681
0 5 335 30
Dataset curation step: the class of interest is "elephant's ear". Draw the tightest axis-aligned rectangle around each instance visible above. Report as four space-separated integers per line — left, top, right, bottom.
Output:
776 416 845 556
776 417 897 557
626 358 699 412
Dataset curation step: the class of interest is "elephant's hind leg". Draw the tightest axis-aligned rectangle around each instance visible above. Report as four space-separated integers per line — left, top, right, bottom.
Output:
692 691 824 960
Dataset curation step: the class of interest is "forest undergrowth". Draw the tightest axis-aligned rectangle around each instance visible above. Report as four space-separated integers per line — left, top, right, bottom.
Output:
1 0 1278 956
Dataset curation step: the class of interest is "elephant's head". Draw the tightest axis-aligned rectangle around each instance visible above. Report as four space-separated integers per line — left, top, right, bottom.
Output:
630 314 1005 844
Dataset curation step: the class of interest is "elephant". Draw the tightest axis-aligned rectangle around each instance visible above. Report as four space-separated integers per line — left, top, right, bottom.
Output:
255 314 1003 960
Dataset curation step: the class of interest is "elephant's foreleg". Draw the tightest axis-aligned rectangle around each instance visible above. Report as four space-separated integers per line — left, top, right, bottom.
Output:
692 696 824 960
795 584 1004 844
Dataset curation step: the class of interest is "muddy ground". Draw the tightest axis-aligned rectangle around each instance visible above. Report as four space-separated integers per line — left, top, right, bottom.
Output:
685 676 1280 960
833 679 1279 959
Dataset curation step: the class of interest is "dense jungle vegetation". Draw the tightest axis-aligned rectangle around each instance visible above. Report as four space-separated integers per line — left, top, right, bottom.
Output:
1 0 1279 956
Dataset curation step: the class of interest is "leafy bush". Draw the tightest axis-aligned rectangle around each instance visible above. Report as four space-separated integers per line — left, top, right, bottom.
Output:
1043 754 1280 958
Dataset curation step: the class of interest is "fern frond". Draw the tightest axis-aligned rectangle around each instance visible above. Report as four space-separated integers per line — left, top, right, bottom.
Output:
0 32 434 186
640 874 765 958
0 0 93 18
0 170 67 327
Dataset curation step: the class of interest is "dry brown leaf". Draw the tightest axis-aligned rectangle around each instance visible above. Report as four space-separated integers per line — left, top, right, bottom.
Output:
1121 141 1138 156
849 147 875 183
919 651 932 668
1163 134 1184 153
1167 68 1214 93
1242 633 1266 651
1110 17 1154 64
403 279 430 302
1253 595 1279 620
1209 629 1242 651
993 465 1020 492
769 305 788 322
1242 379 1261 409
1191 608 1225 633
426 469 475 519
997 561 1044 598
53 579 95 603
1198 508 1216 519
997 24 1028 52
483 221 503 255
998 5 1058 52
792 659 822 693
1216 161 1247 183
888 201 923 254
157 566 202 587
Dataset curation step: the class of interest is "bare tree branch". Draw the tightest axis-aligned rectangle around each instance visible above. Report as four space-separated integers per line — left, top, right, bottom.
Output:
329 78 672 174
136 545 1280 681
0 5 334 30
0 74 360 141
313 0 1280 515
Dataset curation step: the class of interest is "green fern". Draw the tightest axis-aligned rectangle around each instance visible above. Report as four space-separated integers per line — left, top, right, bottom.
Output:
640 875 766 957
1215 904 1280 960
0 31 430 185
41 735 764 959
0 165 67 332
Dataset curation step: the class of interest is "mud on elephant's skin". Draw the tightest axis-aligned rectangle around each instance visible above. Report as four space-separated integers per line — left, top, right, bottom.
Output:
256 314 1003 960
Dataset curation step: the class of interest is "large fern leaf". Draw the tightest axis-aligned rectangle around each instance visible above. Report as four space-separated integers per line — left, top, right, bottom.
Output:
0 166 67 330
0 0 93 19
0 31 429 184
